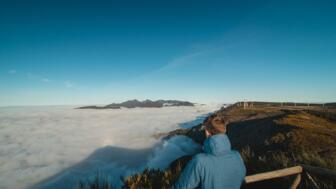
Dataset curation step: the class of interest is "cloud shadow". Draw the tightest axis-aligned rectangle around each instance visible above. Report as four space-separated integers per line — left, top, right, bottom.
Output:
29 145 157 189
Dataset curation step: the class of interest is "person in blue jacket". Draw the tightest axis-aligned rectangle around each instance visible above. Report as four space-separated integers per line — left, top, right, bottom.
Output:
173 115 246 189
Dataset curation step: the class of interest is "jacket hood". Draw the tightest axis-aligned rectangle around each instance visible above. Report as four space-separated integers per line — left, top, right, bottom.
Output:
203 134 231 156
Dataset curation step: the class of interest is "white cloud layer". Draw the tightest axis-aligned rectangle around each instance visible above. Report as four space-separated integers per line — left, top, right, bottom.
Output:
0 104 220 189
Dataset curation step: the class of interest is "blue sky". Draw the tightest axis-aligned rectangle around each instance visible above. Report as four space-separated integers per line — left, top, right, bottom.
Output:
1 0 336 106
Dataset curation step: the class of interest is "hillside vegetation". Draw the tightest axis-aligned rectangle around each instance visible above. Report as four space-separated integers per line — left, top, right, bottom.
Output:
80 102 336 189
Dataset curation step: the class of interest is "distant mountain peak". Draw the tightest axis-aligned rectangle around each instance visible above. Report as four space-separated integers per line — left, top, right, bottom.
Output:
77 99 194 109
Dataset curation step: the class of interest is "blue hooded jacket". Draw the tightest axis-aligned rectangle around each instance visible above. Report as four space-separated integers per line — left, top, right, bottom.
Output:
172 134 246 189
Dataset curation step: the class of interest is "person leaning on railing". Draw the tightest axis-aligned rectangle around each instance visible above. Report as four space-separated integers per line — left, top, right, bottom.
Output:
172 115 246 189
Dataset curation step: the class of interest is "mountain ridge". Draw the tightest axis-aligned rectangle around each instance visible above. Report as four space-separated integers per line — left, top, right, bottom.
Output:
77 99 194 109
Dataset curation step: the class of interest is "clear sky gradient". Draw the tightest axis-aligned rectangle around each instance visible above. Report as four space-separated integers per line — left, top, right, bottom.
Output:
1 0 336 106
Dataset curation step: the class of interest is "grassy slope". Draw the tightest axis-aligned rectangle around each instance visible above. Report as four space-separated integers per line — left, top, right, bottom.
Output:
224 105 336 189
81 103 336 189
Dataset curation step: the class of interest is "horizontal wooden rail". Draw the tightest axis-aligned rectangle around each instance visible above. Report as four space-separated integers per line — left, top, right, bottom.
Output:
245 166 303 184
244 164 336 188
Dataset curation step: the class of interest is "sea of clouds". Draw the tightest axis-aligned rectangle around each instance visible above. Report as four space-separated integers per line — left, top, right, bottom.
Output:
0 104 220 189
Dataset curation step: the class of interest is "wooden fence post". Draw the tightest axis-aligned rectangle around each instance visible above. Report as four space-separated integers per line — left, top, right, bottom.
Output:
290 174 301 189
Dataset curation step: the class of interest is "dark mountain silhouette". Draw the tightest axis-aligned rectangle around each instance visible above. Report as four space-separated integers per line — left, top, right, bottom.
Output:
77 99 194 109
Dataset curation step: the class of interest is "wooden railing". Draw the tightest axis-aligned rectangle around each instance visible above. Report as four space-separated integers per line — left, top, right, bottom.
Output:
244 165 336 189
